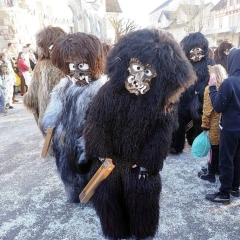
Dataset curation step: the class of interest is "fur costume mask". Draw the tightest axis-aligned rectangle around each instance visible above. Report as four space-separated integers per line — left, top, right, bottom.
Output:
181 32 208 65
51 32 104 83
125 58 156 95
68 60 92 86
217 40 234 58
35 26 66 60
189 47 205 62
105 28 197 110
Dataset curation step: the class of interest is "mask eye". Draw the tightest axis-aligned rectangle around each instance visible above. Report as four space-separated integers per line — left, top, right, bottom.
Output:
132 64 143 72
145 69 153 77
78 63 89 70
69 63 75 71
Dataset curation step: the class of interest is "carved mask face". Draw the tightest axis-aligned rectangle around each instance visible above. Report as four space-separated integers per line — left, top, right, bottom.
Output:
189 47 205 62
68 60 92 86
223 48 231 56
125 58 156 95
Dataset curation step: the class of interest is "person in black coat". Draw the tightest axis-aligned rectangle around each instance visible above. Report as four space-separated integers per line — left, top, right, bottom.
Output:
206 48 240 204
170 32 215 154
83 28 197 240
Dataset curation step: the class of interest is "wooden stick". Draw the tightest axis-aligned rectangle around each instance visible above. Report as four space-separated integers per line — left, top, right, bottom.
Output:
79 158 115 203
41 127 54 158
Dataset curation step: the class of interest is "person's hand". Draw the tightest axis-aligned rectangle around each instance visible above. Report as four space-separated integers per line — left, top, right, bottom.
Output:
208 73 217 86
132 164 148 179
203 130 209 137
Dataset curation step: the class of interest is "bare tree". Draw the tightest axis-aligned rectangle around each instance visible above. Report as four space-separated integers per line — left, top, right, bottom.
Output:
170 0 212 33
108 15 137 43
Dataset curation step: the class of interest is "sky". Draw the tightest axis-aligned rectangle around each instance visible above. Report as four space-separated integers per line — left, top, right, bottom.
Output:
118 0 221 28
118 0 162 28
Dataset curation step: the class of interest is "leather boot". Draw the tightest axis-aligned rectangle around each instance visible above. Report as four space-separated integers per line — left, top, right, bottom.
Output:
198 162 216 183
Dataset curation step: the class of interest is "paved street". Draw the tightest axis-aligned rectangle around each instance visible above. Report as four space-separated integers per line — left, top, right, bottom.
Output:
0 94 240 240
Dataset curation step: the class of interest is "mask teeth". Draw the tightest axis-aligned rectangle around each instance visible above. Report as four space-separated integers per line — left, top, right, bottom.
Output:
85 76 89 83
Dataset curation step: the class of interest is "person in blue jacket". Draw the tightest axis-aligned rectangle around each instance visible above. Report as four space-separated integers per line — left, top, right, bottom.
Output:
206 48 240 204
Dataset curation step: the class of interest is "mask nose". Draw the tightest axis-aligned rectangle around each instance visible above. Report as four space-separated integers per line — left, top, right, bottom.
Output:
134 71 144 85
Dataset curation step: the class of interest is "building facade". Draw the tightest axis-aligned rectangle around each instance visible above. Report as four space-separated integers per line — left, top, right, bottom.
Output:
149 0 240 47
203 0 240 47
0 0 108 52
149 0 180 28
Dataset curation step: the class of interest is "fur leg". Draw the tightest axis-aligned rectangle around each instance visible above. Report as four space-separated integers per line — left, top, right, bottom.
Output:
170 117 187 153
186 119 202 146
91 169 131 240
124 170 161 239
56 154 88 203
64 184 83 203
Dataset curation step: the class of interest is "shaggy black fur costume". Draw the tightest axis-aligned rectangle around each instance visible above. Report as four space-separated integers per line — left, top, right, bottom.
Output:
83 28 196 240
170 32 215 154
214 40 234 72
41 32 107 202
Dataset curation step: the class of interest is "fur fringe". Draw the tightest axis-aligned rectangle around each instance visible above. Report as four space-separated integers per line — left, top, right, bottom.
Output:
171 32 214 153
84 28 197 239
42 75 108 202
23 59 65 131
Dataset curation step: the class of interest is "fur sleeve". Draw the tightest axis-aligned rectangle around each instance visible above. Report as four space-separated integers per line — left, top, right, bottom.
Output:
139 113 176 173
41 77 69 133
84 85 114 159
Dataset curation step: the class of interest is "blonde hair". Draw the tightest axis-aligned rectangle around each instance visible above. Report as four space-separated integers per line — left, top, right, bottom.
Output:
208 64 227 84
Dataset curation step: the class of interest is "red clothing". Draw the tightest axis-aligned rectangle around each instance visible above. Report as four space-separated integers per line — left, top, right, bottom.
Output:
17 59 29 76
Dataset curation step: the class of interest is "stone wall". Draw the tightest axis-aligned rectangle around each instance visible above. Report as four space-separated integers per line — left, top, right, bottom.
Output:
0 7 38 52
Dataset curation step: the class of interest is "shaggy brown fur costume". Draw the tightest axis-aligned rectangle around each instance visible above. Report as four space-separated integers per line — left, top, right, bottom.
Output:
214 40 234 72
208 47 214 60
83 28 196 240
102 42 112 57
41 32 107 202
23 26 66 132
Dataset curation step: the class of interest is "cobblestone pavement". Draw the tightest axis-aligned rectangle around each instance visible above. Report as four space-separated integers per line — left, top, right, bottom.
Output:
0 94 240 240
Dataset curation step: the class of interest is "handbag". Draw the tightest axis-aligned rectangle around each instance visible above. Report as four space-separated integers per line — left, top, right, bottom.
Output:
191 131 211 158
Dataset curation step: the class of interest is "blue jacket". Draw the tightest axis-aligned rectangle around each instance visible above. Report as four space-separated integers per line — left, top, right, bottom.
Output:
209 48 240 131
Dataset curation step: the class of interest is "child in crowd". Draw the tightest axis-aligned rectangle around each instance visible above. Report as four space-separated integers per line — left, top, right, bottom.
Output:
0 76 5 113
0 52 16 109
198 64 227 182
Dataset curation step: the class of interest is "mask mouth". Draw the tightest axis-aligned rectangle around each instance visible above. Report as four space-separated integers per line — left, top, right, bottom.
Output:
125 76 150 95
223 49 230 55
73 75 92 86
189 47 205 62
190 54 204 62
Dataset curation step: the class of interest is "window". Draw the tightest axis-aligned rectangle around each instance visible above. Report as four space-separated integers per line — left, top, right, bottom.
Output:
230 0 234 5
